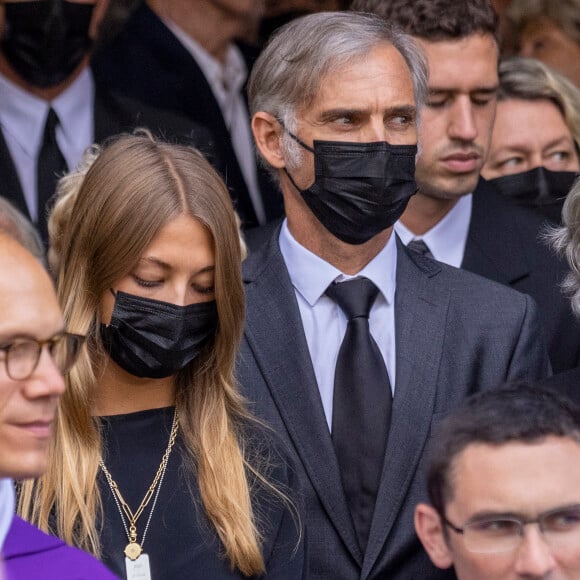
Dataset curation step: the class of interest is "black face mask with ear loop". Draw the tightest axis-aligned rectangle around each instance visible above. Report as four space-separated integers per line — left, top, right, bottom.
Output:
100 290 219 379
488 166 578 206
488 167 578 222
282 129 418 245
2 0 94 88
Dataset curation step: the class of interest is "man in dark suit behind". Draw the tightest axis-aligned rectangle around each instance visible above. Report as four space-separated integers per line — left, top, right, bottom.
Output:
237 11 550 580
352 0 580 374
92 0 283 230
0 0 214 245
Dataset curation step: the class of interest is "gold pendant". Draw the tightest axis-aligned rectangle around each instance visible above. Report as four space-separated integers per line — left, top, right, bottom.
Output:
124 541 143 561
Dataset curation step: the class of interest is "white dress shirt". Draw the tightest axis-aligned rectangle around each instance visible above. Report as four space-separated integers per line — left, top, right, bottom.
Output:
0 69 95 221
163 19 266 224
0 479 15 553
279 221 397 431
394 193 473 268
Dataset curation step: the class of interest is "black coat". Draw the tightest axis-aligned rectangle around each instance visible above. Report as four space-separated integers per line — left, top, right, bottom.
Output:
91 3 283 229
461 178 580 373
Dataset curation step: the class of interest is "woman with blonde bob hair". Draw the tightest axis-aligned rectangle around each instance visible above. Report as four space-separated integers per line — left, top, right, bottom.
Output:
19 133 304 579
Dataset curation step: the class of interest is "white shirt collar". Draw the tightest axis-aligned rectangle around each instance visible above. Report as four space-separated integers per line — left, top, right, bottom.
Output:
0 68 94 160
0 479 15 551
279 219 397 307
395 193 472 268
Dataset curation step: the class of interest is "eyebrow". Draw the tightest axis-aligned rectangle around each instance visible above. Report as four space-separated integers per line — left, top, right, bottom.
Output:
466 503 580 524
138 257 215 275
494 136 575 155
429 86 498 96
0 328 66 345
317 105 417 123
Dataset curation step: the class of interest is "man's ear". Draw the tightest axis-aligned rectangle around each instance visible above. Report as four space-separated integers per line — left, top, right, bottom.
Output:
252 112 286 170
414 503 454 570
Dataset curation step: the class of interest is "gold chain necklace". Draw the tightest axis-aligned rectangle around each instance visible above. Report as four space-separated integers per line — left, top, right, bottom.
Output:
99 410 179 563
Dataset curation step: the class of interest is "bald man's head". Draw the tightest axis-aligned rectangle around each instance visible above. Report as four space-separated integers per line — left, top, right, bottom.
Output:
0 235 65 479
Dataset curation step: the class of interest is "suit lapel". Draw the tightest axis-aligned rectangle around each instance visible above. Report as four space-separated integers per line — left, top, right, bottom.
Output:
243 227 363 564
0 129 29 219
461 179 532 285
362 240 450 578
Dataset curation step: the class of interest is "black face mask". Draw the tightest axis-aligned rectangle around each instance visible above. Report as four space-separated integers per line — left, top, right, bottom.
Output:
2 0 94 88
489 167 578 208
100 290 219 380
283 131 418 245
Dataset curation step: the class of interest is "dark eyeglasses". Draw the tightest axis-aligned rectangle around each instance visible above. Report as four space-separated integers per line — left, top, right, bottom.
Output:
442 504 580 553
0 332 86 380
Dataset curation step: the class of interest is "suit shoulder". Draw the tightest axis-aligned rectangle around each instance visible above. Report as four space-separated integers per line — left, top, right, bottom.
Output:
435 257 533 308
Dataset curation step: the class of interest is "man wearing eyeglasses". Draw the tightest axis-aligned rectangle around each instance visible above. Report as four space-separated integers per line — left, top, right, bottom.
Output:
0 234 116 578
415 384 580 579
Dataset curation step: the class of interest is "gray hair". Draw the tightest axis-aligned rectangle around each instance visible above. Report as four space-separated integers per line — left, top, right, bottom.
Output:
498 57 580 150
0 197 44 263
248 11 428 171
549 177 580 315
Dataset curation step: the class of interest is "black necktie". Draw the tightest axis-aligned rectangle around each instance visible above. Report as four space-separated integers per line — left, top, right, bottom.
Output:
37 108 68 244
326 277 392 551
407 239 434 259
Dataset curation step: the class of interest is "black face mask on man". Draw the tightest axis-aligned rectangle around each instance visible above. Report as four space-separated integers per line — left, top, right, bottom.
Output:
2 0 94 88
282 129 418 245
100 290 219 380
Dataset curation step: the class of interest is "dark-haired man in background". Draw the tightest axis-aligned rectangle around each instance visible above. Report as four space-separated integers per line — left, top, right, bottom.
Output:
352 0 580 374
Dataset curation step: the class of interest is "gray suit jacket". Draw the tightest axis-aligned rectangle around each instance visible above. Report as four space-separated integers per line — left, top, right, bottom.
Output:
237 224 550 580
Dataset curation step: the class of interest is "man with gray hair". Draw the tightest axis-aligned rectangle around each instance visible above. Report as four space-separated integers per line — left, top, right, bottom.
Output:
237 11 549 579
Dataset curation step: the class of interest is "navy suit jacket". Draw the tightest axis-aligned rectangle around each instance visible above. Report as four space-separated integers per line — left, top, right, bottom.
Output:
91 3 283 229
236 223 550 579
463 179 580 373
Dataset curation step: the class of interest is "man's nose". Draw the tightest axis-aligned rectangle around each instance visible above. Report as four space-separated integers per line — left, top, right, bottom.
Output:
448 98 478 142
364 118 392 142
23 347 66 399
513 524 557 577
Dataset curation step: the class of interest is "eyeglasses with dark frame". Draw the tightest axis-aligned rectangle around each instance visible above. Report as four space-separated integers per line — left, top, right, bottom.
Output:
0 332 86 380
441 504 580 553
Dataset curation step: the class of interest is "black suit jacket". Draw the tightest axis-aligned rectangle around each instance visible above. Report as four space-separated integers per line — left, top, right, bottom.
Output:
462 178 580 373
237 223 550 579
91 2 283 229
0 80 216 239
540 367 580 405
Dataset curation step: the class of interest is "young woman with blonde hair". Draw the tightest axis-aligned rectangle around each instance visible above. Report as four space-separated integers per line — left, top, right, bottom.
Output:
19 133 304 579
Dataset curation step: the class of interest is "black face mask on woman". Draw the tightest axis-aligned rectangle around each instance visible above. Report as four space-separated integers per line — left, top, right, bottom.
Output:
489 166 578 207
488 167 578 223
2 0 94 88
283 130 418 245
100 290 219 380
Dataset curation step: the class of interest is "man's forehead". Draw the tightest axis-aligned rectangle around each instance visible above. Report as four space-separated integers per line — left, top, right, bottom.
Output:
0 240 61 334
448 437 580 511
416 34 498 92
300 43 415 113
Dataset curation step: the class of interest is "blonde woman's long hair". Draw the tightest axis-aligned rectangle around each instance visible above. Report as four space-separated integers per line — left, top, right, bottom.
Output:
18 133 268 575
